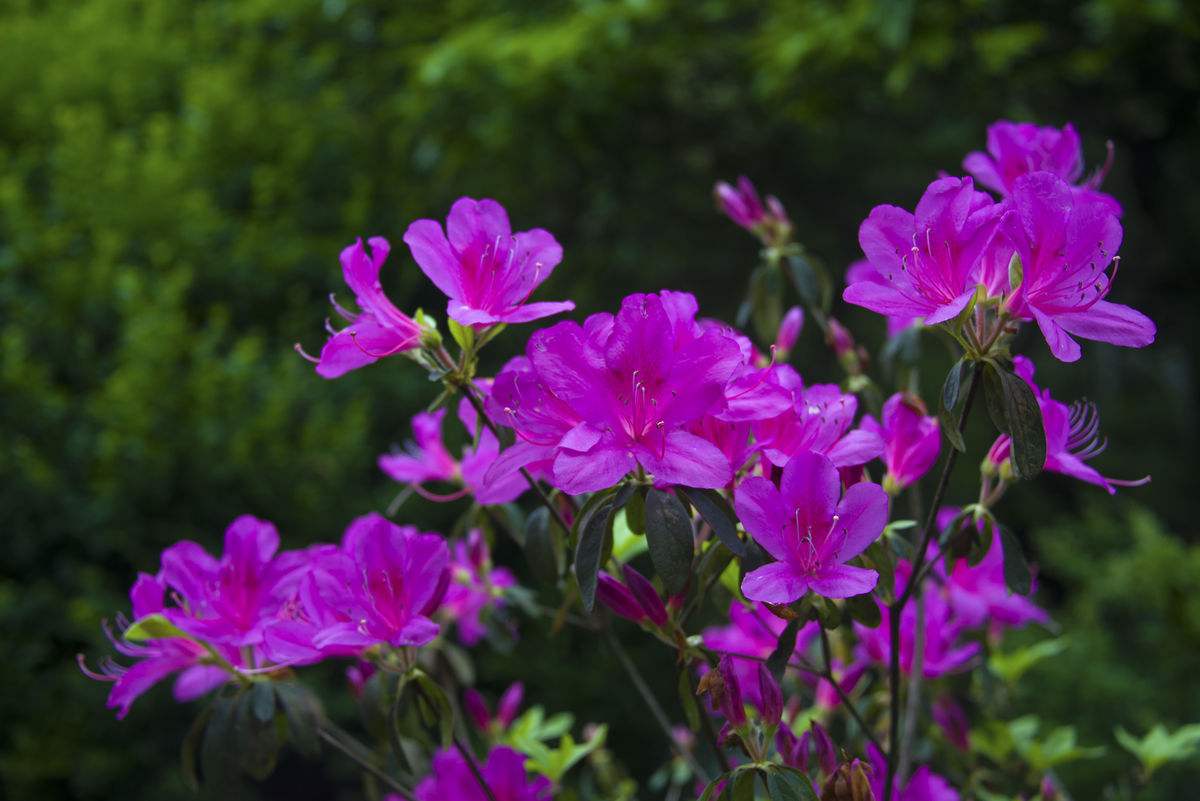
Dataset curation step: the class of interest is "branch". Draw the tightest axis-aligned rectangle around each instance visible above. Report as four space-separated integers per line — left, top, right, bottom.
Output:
318 723 416 801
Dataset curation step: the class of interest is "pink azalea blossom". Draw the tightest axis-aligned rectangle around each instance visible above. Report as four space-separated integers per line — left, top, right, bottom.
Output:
403 197 573 327
844 176 1002 326
986 356 1150 492
860 393 942 493
303 237 423 379
996 172 1154 362
736 451 888 602
413 745 551 801
487 291 744 494
750 367 884 471
379 397 527 505
867 743 961 801
702 600 819 708
79 573 241 719
845 260 921 336
442 529 517 646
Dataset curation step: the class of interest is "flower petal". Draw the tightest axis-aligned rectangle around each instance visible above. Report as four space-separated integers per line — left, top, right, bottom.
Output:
734 477 789 561
833 482 889 561
808 564 878 599
1054 299 1155 349
741 562 809 604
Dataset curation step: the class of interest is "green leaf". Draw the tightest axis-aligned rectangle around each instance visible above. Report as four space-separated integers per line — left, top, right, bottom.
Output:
625 486 646 534
677 669 701 732
939 358 977 452
862 540 896 604
998 525 1032 595
447 317 474 351
767 618 800 681
814 595 843 629
200 692 241 793
984 362 1046 479
249 681 275 723
181 703 213 791
989 638 1068 684
574 497 616 612
123 613 190 642
786 251 830 313
644 489 695 595
1007 251 1024 295
679 486 745 556
765 764 820 800
525 507 564 586
731 767 758 801
234 686 280 780
411 671 455 748
275 681 322 758
750 263 785 343
845 592 882 628
1115 723 1200 777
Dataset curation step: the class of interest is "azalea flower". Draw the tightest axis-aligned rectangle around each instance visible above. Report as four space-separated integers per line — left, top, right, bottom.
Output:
844 176 1002 326
442 529 517 646
487 291 744 494
412 745 552 801
985 356 1149 492
78 573 242 719
302 237 423 379
860 393 942 494
403 197 573 327
867 743 961 801
736 450 888 602
379 397 527 505
464 682 525 734
996 172 1154 362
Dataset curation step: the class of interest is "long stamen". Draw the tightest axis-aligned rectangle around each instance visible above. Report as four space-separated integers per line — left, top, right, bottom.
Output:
349 329 413 359
294 343 320 364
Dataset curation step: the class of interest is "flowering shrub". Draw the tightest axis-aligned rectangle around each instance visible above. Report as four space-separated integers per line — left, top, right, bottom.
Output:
80 120 1182 800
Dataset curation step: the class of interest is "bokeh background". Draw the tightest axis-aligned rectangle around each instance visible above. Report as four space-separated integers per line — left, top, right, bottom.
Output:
3 1 1199 799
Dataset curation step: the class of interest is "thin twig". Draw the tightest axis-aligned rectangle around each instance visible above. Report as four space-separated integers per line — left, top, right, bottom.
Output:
318 724 416 801
603 628 711 782
897 593 925 785
818 627 883 753
455 736 499 801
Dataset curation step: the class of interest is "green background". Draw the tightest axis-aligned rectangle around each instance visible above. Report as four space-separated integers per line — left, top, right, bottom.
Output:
3 1 1198 799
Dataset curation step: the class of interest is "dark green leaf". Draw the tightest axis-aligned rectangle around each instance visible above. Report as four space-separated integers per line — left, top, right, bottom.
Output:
677 669 700 732
644 489 696 595
625 486 646 534
765 764 820 800
845 592 882 628
767 619 800 681
412 671 455 748
786 251 830 313
575 497 615 612
998 368 1046 479
679 486 745 556
999 526 1033 596
249 681 275 723
181 703 213 791
275 681 322 758
697 779 721 801
982 362 1010 435
200 692 242 794
939 358 977 452
750 263 785 343
235 687 280 780
862 540 896 605
524 507 564 586
815 596 842 629
881 324 922 371
731 767 758 801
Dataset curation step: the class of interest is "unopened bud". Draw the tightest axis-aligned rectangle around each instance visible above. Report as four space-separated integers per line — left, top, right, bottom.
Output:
774 306 804 356
755 663 782 727
819 759 876 801
716 655 746 726
496 682 524 729
812 721 838 776
596 573 647 623
622 564 668 626
1040 775 1058 801
463 688 491 732
828 318 855 358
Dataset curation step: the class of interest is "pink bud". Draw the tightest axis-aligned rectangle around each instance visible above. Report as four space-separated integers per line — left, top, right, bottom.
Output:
1040 775 1058 801
828 318 855 357
766 195 790 229
774 306 804 354
496 682 524 728
776 725 807 770
932 696 970 751
717 655 746 726
622 564 668 626
596 573 648 623
755 663 782 727
714 176 766 230
463 688 491 732
466 529 489 571
811 720 837 776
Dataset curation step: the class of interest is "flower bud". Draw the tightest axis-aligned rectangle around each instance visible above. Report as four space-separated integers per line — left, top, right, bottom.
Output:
714 176 766 231
811 721 838 776
776 725 807 769
464 688 491 732
774 306 804 356
496 682 524 728
828 318 855 358
1040 775 1058 801
755 663 783 727
716 655 746 726
622 564 669 626
932 696 970 751
596 573 647 623
819 759 875 801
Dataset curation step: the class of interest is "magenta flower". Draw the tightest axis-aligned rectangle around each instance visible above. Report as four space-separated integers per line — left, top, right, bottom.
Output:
867 743 961 801
986 356 1149 492
79 573 240 719
854 577 979 679
736 451 888 602
751 367 883 471
442 529 517 646
464 682 525 734
932 696 971 751
306 513 450 651
703 600 818 709
845 260 921 336
413 745 551 801
860 393 942 493
714 175 790 234
997 172 1154 362
301 237 423 379
488 291 744 495
379 397 527 505
403 197 573 327
844 176 1001 325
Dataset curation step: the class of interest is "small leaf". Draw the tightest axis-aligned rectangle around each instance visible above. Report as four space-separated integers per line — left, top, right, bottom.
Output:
786 251 830 313
412 671 455 748
447 317 474 351
1007 251 1024 295
575 499 616 612
999 525 1032 595
677 669 700 732
750 263 785 343
767 619 800 681
123 613 189 643
862 540 896 605
982 362 1010 435
939 358 977 452
625 487 646 535
765 764 820 800
814 596 842 629
845 592 882 628
200 693 241 793
998 368 1046 479
524 508 564 586
679 486 745 556
249 681 275 724
234 687 280 780
644 489 696 595
731 767 758 801
275 681 322 758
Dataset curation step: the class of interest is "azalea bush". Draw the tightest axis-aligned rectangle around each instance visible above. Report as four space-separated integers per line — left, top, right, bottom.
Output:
79 120 1186 801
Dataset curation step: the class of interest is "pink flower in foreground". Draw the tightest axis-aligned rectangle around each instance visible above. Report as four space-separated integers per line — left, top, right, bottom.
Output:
997 172 1154 362
860 393 941 493
413 745 551 801
986 356 1149 493
736 451 888 602
442 529 517 646
302 237 423 379
844 176 1001 326
404 197 573 327
487 291 743 494
867 743 961 801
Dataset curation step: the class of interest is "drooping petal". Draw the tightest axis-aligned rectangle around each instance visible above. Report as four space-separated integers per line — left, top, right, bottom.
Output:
1033 308 1082 362
552 445 636 495
1054 299 1155 349
635 430 733 489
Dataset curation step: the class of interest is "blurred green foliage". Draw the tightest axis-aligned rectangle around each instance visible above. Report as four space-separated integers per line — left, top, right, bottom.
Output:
2 0 1198 799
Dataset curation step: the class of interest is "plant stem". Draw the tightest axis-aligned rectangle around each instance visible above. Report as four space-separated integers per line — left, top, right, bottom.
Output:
897 593 925 786
603 628 711 782
455 736 499 801
883 377 979 801
818 627 883 754
318 723 416 801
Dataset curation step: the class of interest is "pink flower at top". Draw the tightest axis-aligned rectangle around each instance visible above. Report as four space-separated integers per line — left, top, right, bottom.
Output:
304 237 423 379
867 743 961 801
403 197 573 327
844 176 1002 326
736 451 888 602
860 393 942 493
413 745 551 801
996 172 1154 362
442 529 517 646
379 397 527 505
986 356 1149 493
714 175 790 234
78 573 242 719
845 260 921 336
751 367 884 471
487 291 744 495
304 513 450 651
